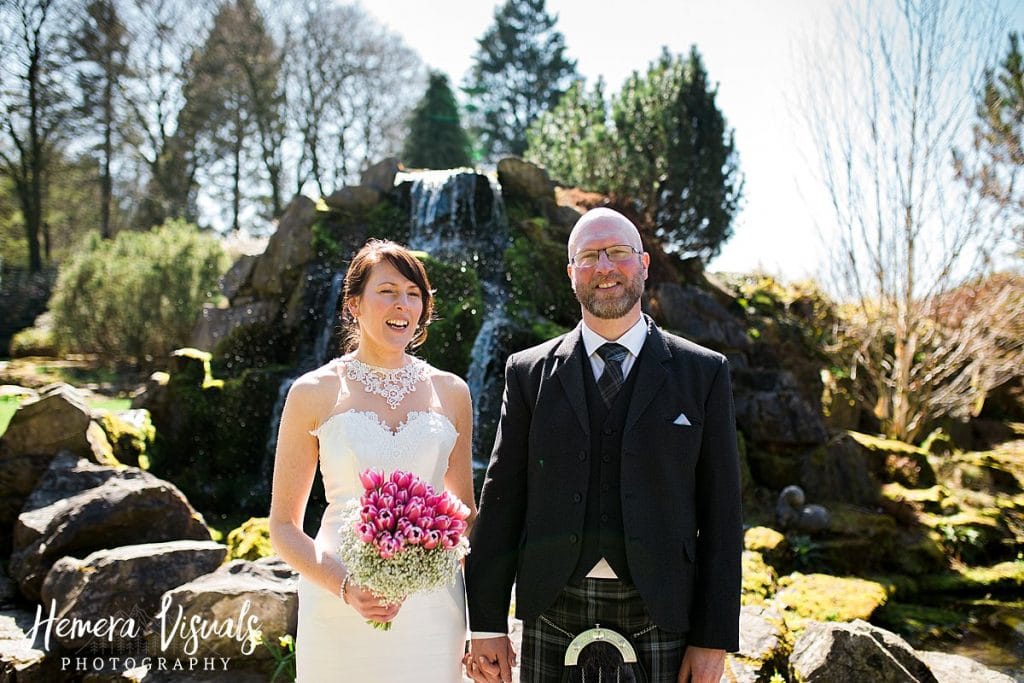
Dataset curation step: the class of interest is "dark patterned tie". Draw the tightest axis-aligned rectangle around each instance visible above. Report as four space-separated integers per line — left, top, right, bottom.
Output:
596 343 629 406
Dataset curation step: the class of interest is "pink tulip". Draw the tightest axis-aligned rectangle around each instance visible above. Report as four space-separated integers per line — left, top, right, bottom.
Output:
359 468 385 491
375 509 395 531
395 490 409 504
410 480 428 498
366 491 380 507
356 522 376 543
449 499 471 521
422 529 442 550
433 515 451 531
424 494 441 510
445 529 462 544
440 534 455 550
435 496 453 516
377 494 395 511
405 526 424 545
449 519 466 534
417 516 434 530
405 502 423 522
381 482 399 497
391 471 414 490
360 504 378 522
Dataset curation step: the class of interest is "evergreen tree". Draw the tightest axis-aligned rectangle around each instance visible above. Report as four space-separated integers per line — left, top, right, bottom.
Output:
526 46 743 260
403 72 472 169
465 0 577 158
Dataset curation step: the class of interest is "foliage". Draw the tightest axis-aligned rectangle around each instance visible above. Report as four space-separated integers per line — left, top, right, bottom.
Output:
96 409 155 468
226 517 273 561
0 263 57 356
213 318 295 377
403 72 472 170
48 219 227 361
504 216 579 329
797 0 1018 442
527 46 743 260
955 31 1024 248
417 256 483 377
260 632 295 683
0 395 21 437
464 0 578 158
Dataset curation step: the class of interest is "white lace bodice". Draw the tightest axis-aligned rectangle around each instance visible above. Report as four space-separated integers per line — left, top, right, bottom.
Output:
310 410 459 547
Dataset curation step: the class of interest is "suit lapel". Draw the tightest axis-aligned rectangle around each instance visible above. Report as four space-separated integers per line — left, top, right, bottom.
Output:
625 321 671 432
552 325 590 436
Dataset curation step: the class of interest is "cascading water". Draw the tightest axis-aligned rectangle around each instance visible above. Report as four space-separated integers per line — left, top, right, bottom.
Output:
401 169 513 464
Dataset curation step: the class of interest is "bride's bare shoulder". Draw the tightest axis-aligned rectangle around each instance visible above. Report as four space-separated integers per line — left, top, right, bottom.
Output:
287 360 343 403
424 362 470 403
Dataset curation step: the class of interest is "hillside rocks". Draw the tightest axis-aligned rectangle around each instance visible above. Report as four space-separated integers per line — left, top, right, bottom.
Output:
791 620 938 683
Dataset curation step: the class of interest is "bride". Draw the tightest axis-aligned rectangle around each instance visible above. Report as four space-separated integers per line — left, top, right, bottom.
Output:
269 239 476 681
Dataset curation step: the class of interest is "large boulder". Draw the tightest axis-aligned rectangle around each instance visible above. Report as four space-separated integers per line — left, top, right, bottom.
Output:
9 456 210 601
153 556 298 663
360 157 401 194
733 369 829 447
799 434 883 507
497 157 555 210
0 384 112 553
0 608 52 682
189 301 278 353
40 540 227 650
648 282 750 352
918 650 1017 683
323 185 382 213
774 574 888 631
724 604 790 682
249 195 317 300
790 619 936 683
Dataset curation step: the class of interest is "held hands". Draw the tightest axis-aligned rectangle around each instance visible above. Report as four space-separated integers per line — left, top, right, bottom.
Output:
464 635 516 683
677 646 725 683
341 575 403 623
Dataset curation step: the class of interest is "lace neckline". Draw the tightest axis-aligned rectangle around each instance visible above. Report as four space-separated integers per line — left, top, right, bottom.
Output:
342 356 430 410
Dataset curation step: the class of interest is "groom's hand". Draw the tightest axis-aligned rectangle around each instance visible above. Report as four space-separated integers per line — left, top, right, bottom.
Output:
466 635 514 683
676 645 725 683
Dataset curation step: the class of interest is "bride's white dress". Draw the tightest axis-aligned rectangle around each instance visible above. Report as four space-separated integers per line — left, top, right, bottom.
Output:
296 409 466 682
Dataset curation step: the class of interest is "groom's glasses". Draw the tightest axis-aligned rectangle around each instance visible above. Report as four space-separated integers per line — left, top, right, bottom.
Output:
570 245 642 269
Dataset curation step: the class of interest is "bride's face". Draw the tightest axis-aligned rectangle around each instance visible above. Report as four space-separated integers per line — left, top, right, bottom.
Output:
349 260 425 355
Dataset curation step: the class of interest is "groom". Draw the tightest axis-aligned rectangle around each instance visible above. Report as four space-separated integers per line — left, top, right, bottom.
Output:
465 208 742 683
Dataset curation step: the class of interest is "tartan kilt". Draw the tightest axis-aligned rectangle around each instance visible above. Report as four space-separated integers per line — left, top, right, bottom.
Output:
520 578 685 683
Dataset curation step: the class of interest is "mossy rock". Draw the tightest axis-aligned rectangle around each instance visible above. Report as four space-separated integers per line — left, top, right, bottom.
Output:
881 482 948 515
808 504 899 573
873 601 967 642
504 219 580 330
9 325 57 357
919 509 1013 565
417 255 483 377
847 431 936 488
889 527 948 576
96 410 155 468
226 517 273 561
742 550 778 606
746 449 801 492
745 526 788 569
169 348 221 389
918 560 1024 594
939 447 1023 495
773 573 888 631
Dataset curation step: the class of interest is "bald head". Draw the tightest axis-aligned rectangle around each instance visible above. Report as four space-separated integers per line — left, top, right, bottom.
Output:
567 208 643 260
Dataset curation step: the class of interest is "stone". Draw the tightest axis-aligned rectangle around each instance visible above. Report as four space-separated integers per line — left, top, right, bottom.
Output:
732 369 829 447
790 619 937 683
844 431 937 488
731 604 789 681
9 456 210 601
0 608 52 682
152 557 297 663
774 574 888 630
360 157 402 193
219 253 259 302
189 301 278 353
249 195 317 299
323 185 382 213
40 540 227 650
775 485 831 533
0 383 92 457
648 282 750 352
496 157 554 207
918 650 1016 683
800 434 882 507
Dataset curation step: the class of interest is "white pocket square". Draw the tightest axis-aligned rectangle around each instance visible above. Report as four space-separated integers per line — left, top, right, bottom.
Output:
673 413 692 426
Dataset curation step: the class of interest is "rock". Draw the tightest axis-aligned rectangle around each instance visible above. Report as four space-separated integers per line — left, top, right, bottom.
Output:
219 254 259 302
0 385 37 400
648 283 750 352
249 195 317 300
775 485 831 533
821 369 861 431
918 650 1016 683
800 433 882 507
152 556 297 663
323 185 382 213
360 157 401 193
225 517 272 561
733 369 829 447
39 540 227 650
774 574 888 630
189 301 278 353
9 456 210 601
790 619 937 683
0 608 52 682
728 604 789 681
497 157 554 207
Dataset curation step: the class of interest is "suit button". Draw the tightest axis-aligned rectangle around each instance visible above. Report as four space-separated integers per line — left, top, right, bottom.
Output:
578 450 587 461
601 484 609 492
601 514 609 522
603 426 615 435
570 534 579 544
602 455 610 463
573 492 582 503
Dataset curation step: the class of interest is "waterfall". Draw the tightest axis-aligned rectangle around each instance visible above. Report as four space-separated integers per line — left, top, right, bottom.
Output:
402 169 513 464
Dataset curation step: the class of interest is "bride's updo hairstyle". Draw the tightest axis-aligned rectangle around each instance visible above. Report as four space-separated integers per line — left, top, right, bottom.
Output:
340 239 434 353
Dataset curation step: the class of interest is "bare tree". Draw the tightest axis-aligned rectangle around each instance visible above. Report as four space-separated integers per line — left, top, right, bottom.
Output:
798 0 1022 441
283 0 422 196
0 0 73 272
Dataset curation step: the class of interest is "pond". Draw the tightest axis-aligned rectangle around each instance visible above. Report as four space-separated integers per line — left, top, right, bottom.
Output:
908 599 1024 682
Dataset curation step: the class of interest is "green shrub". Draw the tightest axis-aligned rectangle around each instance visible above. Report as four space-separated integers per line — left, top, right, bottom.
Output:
417 255 483 376
49 220 228 361
9 325 56 357
226 517 273 561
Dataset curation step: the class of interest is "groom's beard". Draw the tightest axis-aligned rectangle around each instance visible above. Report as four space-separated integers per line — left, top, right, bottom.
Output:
575 269 645 319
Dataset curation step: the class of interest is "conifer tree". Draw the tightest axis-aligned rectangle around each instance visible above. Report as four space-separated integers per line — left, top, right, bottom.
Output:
404 72 472 169
465 0 577 158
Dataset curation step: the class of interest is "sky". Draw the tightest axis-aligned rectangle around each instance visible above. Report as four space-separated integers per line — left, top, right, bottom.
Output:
360 0 1024 283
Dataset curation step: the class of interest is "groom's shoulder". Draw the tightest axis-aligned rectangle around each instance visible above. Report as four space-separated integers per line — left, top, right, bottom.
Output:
507 328 576 368
656 325 728 366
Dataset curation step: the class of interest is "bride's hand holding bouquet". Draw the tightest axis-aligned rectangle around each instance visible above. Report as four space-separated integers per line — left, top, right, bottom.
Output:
339 468 471 631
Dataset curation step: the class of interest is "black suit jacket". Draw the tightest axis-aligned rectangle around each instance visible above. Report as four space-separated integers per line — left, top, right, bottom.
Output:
466 317 742 650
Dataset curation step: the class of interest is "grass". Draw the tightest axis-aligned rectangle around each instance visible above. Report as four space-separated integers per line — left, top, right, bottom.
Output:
0 395 18 436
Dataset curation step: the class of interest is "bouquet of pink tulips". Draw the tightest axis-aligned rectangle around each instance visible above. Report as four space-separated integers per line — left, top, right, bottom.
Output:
338 468 471 630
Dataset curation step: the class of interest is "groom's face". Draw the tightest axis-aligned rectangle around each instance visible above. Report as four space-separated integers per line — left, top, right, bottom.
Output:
568 217 649 320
